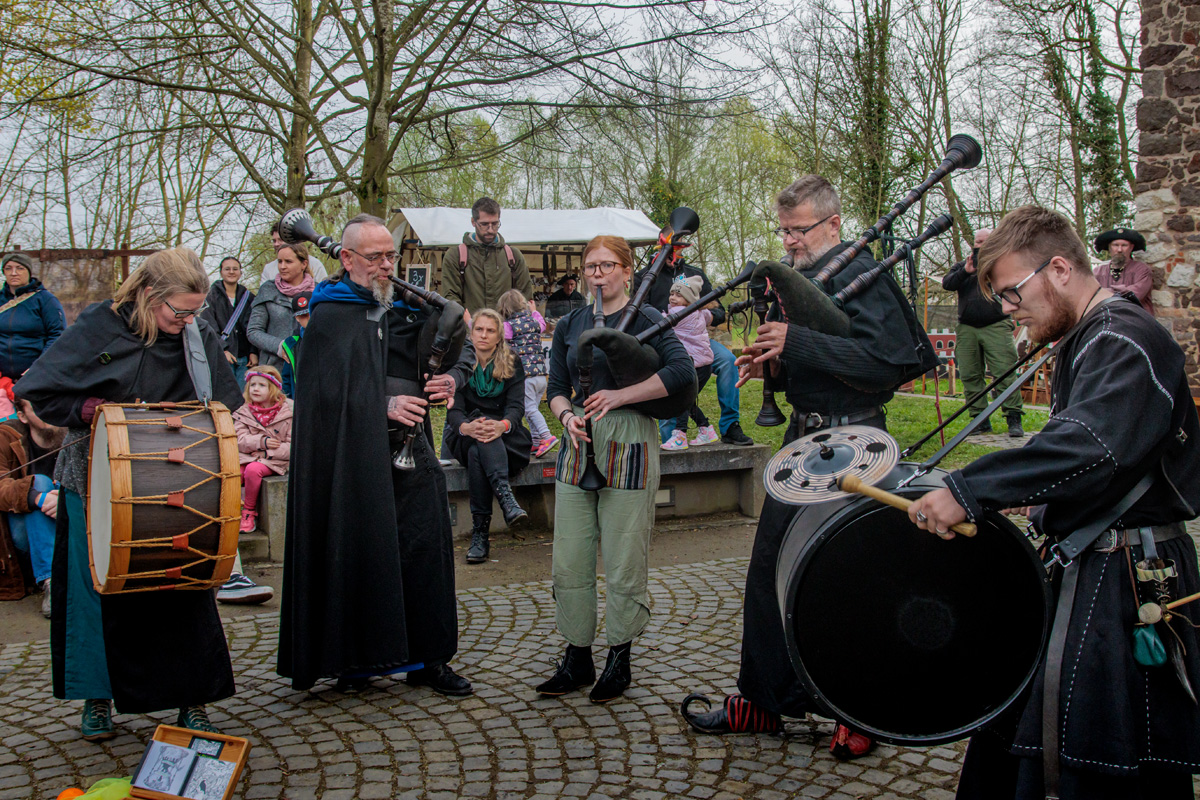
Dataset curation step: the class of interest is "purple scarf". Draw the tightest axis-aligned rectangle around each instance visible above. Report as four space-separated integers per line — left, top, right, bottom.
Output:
275 272 315 297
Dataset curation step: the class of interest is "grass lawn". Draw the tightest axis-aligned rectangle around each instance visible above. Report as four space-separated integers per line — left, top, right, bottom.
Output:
430 378 1046 473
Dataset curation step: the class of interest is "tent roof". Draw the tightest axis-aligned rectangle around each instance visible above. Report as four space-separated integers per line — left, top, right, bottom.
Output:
390 207 661 248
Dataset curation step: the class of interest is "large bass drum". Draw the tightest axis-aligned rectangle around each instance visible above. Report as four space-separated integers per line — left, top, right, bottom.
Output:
87 402 240 594
775 462 1051 745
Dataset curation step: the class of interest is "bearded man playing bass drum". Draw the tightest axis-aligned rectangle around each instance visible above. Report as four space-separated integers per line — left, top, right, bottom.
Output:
684 175 936 758
908 205 1200 799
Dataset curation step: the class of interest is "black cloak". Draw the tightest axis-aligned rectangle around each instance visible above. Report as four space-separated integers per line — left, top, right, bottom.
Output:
16 300 243 713
277 281 458 690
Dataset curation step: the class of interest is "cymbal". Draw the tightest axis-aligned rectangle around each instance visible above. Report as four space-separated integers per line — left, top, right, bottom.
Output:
764 425 899 505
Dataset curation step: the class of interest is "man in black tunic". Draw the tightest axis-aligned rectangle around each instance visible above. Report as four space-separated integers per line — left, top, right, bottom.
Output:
278 214 470 696
909 205 1200 799
684 176 936 759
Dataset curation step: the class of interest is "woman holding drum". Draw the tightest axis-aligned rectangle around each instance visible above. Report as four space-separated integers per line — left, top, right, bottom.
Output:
539 235 693 703
16 248 243 742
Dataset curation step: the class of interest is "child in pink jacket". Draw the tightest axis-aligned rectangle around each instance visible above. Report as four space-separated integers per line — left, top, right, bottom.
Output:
232 365 293 532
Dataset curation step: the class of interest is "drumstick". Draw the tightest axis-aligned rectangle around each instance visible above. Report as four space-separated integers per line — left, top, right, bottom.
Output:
1167 591 1200 611
840 475 978 537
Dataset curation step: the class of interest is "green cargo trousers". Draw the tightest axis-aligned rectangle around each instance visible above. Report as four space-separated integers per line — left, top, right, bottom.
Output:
956 319 1023 416
552 408 659 648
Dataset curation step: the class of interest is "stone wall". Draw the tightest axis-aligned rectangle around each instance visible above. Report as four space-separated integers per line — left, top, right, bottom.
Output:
1136 0 1200 393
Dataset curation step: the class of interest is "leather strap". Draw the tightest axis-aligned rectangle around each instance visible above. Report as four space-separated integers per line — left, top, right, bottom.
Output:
1041 470 1156 799
1043 559 1080 800
0 289 39 319
800 407 883 432
220 288 251 341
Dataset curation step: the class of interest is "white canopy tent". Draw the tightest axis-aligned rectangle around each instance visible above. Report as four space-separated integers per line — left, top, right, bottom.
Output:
389 206 661 249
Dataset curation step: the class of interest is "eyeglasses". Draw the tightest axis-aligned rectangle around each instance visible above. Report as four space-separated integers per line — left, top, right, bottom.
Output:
346 248 399 266
582 261 621 276
990 256 1052 306
474 220 501 230
163 298 208 319
773 216 832 240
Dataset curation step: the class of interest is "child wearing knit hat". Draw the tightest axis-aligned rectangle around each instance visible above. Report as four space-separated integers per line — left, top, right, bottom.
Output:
660 275 718 450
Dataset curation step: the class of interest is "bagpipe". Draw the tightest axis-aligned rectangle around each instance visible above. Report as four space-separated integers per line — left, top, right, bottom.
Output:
279 208 467 469
744 134 982 423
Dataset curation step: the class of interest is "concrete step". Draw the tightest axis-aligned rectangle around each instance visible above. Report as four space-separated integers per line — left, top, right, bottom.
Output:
238 530 271 564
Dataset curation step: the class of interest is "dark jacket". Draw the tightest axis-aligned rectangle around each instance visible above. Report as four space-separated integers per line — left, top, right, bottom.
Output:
545 289 586 319
942 259 1007 327
0 278 65 377
202 281 257 359
445 358 532 476
630 258 727 327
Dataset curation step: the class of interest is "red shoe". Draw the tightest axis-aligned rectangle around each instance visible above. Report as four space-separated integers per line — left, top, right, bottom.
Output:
239 509 258 533
830 723 874 760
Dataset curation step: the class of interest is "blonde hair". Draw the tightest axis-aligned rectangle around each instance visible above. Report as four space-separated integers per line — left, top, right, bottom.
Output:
277 242 313 278
113 248 209 345
243 364 286 407
472 308 516 381
977 205 1092 299
496 288 528 319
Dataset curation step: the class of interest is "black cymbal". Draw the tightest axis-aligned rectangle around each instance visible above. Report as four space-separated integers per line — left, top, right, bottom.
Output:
764 425 899 505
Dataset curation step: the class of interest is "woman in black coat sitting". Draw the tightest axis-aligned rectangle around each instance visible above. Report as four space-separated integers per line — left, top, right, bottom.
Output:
445 308 531 564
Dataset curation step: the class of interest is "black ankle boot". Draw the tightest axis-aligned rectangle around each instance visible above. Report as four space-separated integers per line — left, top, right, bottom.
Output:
589 642 631 703
535 644 595 695
1006 412 1025 438
492 479 528 526
466 514 490 564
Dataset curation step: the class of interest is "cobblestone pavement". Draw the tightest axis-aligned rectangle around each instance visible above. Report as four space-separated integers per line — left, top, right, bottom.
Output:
3 557 1198 799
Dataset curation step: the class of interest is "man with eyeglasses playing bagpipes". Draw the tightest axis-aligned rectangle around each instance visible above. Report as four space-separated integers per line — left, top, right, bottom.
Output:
278 213 471 698
682 175 938 760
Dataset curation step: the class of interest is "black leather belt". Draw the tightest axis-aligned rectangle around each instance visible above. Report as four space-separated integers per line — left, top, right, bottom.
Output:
800 407 883 432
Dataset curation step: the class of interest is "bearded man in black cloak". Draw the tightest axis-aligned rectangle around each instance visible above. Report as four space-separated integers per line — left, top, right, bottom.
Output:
277 214 471 696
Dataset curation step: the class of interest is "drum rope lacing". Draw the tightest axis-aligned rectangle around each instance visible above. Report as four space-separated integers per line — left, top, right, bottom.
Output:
101 403 239 589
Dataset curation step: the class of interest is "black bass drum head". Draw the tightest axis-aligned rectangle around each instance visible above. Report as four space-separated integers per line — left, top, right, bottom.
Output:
783 498 1050 745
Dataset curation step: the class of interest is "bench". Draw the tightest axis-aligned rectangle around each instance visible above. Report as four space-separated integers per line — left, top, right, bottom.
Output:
242 444 771 561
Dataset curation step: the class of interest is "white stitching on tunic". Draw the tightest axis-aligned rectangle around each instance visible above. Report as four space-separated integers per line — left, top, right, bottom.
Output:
1054 415 1116 465
1060 555 1107 754
1029 458 1109 499
1146 671 1151 754
1071 311 1172 405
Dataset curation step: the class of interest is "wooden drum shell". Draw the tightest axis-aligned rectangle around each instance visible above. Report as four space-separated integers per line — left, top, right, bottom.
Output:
87 402 240 594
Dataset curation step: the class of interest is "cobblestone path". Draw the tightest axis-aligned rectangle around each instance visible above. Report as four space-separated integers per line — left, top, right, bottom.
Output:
2 557 1196 799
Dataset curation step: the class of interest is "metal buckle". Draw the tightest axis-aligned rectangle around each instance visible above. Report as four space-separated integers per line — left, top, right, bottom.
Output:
1093 529 1122 553
1045 543 1073 569
805 412 825 431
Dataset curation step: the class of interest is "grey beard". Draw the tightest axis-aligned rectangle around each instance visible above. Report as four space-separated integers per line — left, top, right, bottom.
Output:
373 279 395 306
1110 253 1128 268
793 242 836 271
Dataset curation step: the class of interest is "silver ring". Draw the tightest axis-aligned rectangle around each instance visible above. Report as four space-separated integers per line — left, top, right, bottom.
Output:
915 511 927 523
935 527 948 535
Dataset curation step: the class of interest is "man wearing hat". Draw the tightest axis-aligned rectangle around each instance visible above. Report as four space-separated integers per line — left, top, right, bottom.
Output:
1094 227 1153 314
544 274 586 319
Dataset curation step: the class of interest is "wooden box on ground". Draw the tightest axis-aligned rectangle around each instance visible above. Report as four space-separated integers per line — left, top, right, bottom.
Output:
129 724 250 800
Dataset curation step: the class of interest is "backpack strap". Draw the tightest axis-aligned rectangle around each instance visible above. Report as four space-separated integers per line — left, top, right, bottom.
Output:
458 243 468 288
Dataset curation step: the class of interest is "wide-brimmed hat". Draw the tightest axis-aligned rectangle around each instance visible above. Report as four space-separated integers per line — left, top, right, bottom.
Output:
1094 227 1146 254
0 252 34 277
557 274 578 287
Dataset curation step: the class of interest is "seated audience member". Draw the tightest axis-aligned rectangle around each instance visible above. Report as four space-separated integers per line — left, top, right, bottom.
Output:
444 309 531 564
219 366 290 605
497 289 556 458
660 276 717 450
0 396 64 616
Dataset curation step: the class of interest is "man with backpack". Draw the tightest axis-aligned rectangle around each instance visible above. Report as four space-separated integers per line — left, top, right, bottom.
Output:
440 197 534 315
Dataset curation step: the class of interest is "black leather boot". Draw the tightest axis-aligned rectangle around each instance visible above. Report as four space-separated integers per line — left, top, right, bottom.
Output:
535 644 595 695
492 479 528 526
589 642 632 703
1006 412 1025 438
466 514 490 564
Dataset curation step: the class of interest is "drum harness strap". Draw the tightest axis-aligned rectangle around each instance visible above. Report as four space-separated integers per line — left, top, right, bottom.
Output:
182 320 213 406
